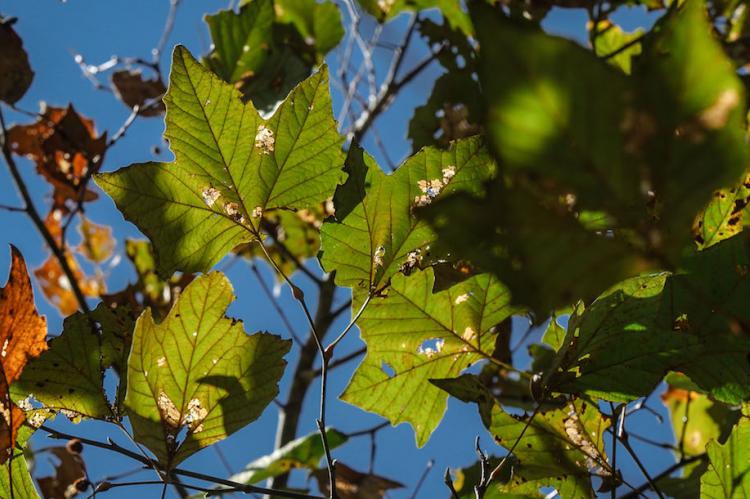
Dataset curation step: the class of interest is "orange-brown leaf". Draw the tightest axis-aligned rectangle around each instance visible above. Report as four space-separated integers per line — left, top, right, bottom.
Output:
34 253 103 316
0 246 48 463
7 104 105 205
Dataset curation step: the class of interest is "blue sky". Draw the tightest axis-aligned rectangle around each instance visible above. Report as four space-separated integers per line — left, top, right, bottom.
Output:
0 1 675 497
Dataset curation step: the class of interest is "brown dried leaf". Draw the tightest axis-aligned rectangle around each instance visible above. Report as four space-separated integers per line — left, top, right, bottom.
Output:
0 17 34 104
0 246 48 463
7 104 106 205
37 446 87 499
313 463 404 499
111 70 166 117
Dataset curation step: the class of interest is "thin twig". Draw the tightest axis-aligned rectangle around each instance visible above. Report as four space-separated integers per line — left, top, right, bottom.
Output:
36 425 325 499
620 454 706 499
153 0 182 69
444 468 459 499
408 459 434 499
249 261 304 346
325 294 371 354
0 108 91 314
0 203 24 212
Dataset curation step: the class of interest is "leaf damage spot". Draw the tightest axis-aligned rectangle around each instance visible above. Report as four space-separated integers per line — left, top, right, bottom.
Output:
185 398 208 433
414 165 457 207
223 202 245 224
157 391 181 429
255 125 275 154
373 245 385 268
417 338 445 358
454 293 469 305
201 187 221 207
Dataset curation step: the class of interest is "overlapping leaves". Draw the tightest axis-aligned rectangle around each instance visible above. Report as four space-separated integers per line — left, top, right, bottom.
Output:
426 1 749 316
96 46 345 277
320 136 495 295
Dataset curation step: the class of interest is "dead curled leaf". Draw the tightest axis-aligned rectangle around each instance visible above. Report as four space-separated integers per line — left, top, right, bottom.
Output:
312 462 404 499
37 445 88 499
0 246 48 464
111 70 166 117
0 17 34 105
7 104 106 206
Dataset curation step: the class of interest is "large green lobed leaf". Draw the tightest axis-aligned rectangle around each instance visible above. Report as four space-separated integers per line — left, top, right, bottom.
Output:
96 46 345 277
125 271 291 467
341 267 517 446
320 136 495 295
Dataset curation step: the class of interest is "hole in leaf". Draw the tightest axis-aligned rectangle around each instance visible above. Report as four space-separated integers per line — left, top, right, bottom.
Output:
416 338 444 357
380 361 395 378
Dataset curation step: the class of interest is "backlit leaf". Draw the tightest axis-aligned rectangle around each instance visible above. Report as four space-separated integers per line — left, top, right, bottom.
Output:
0 17 33 105
228 428 348 485
0 247 47 464
341 268 517 446
96 46 345 277
124 271 290 467
320 136 494 295
701 415 750 497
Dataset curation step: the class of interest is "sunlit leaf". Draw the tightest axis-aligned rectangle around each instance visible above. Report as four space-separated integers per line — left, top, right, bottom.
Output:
320 136 494 295
0 247 48 464
228 428 347 485
96 46 345 277
77 217 115 264
591 20 643 74
12 304 134 420
0 426 39 498
124 271 290 467
693 174 750 250
661 387 738 457
341 268 517 446
701 415 750 497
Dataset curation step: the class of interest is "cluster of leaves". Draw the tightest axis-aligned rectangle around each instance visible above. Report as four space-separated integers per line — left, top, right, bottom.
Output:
6 0 750 497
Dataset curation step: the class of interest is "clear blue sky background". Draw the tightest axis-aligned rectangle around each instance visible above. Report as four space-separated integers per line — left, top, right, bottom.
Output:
0 1 675 497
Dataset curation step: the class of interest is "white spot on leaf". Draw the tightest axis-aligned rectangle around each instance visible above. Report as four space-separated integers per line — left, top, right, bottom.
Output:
201 187 220 207
255 125 275 154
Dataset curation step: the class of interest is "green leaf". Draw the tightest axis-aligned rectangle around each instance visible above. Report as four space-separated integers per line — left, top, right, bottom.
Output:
275 0 344 56
319 136 495 295
662 388 738 458
11 304 133 419
340 267 517 446
701 416 750 497
486 399 609 497
124 271 291 467
96 46 345 277
204 0 275 83
0 426 38 499
634 0 748 253
471 3 637 214
547 234 750 403
591 20 643 74
693 174 750 250
357 0 471 35
422 185 644 317
228 428 348 485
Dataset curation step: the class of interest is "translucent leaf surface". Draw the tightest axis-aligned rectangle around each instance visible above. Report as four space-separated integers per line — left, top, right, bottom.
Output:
340 268 516 446
96 46 345 277
320 136 494 295
13 304 133 419
701 416 750 497
124 271 291 467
